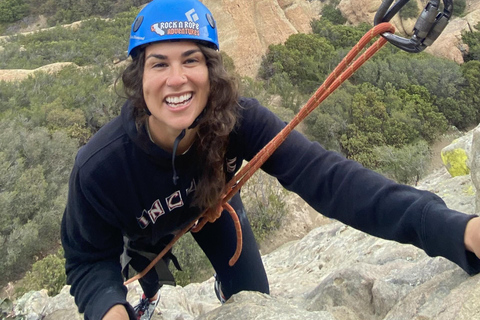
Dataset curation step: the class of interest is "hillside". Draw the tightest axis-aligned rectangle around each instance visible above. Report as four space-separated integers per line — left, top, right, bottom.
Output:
2 0 480 78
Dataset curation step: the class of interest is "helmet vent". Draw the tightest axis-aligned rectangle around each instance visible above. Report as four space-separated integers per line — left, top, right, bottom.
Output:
133 16 144 32
206 13 216 29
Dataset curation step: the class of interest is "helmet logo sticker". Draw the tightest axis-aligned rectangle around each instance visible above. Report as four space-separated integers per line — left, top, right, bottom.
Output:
150 7 201 37
185 8 199 22
151 23 165 36
151 20 200 37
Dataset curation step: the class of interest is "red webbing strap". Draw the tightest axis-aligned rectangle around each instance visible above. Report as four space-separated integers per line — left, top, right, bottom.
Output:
124 22 395 286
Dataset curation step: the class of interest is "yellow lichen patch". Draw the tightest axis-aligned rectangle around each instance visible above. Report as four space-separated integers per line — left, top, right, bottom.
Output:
464 185 476 196
441 148 470 177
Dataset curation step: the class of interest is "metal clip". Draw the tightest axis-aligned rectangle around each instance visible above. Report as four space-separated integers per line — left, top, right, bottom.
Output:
374 0 453 53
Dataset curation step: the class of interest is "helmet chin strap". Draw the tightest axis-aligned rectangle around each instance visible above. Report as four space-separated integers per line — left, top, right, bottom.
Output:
171 108 206 185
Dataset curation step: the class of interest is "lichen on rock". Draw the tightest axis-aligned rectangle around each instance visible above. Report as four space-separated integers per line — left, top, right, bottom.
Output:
441 147 470 177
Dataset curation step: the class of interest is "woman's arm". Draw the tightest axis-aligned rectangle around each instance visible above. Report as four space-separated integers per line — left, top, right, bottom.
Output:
465 217 480 258
102 305 130 320
236 97 480 275
62 164 134 319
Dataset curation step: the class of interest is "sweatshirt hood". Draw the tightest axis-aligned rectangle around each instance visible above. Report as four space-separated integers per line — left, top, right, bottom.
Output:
121 101 197 171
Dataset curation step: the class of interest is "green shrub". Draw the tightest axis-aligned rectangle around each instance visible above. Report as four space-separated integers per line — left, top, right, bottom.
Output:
0 298 14 319
453 0 466 16
171 233 213 287
242 171 288 242
374 140 431 185
321 4 347 25
0 0 29 23
399 0 419 19
15 248 66 297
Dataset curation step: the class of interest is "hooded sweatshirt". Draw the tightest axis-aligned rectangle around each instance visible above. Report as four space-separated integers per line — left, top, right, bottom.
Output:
61 97 480 319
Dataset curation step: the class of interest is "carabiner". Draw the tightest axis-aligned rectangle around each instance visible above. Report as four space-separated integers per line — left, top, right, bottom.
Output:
374 0 453 53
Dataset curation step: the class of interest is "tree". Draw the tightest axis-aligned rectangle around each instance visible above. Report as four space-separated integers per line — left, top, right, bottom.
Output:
0 0 29 23
220 51 236 76
311 19 370 50
453 0 467 17
321 4 347 25
15 249 67 297
375 140 431 185
399 0 419 19
461 22 480 62
0 119 77 284
259 33 335 94
455 60 480 128
339 84 388 167
396 85 448 142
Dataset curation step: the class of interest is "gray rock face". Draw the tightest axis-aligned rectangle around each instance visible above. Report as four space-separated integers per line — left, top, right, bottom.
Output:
472 126 480 212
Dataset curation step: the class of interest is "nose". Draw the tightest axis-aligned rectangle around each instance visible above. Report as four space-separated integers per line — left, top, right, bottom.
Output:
166 65 187 87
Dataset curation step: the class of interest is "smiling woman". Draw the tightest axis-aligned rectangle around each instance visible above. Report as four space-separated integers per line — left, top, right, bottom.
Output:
122 27 239 211
142 41 210 153
61 1 480 320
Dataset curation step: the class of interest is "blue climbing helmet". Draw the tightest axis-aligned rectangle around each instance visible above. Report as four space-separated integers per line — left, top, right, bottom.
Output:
128 0 219 57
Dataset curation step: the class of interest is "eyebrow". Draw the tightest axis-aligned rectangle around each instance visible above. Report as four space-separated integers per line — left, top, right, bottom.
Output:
146 49 202 61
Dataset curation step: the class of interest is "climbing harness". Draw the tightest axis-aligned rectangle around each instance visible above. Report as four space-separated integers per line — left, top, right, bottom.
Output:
374 0 453 53
124 0 453 286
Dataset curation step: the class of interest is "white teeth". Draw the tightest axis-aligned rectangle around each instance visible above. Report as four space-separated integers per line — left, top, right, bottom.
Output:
166 93 192 106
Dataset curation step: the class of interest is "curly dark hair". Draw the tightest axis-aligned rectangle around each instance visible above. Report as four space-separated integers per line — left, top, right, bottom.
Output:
121 42 240 209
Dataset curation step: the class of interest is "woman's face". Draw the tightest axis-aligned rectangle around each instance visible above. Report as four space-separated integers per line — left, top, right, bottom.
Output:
143 41 210 139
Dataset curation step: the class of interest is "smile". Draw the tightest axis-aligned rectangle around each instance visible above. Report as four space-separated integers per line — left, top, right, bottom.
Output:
165 93 193 107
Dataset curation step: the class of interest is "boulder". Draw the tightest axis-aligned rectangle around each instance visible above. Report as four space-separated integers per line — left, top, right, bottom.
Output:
441 128 475 177
471 125 480 212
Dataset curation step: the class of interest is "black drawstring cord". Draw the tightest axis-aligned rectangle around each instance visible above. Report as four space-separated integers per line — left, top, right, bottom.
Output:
171 129 186 185
170 108 206 185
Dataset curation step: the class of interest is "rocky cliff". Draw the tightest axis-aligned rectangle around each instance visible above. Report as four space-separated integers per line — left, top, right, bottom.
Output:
207 0 480 76
8 124 480 320
201 0 322 77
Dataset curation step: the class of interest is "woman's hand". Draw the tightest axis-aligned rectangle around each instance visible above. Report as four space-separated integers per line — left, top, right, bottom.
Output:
465 216 480 259
102 304 129 320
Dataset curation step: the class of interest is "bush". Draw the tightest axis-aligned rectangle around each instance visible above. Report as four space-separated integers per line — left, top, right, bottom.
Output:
170 233 213 287
259 33 335 94
0 120 77 285
374 140 431 185
453 0 466 16
0 0 29 23
242 170 288 242
399 0 419 19
15 248 66 297
321 4 346 25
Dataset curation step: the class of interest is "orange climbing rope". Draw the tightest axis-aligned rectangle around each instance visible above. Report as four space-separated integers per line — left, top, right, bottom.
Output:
124 22 396 286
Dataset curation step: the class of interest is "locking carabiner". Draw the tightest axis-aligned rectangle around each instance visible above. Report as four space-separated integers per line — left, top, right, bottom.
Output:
374 0 453 53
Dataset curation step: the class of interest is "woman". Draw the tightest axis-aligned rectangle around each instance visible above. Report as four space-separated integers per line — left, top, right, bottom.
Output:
61 1 480 319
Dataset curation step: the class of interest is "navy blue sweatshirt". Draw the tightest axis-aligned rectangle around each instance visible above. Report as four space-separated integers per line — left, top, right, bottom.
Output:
61 97 480 319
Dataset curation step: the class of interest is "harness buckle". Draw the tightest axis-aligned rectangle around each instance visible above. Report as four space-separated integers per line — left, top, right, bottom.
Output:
374 0 453 53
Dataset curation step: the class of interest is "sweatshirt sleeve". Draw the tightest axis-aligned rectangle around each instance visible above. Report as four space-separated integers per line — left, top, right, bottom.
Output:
236 97 480 275
61 163 136 320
